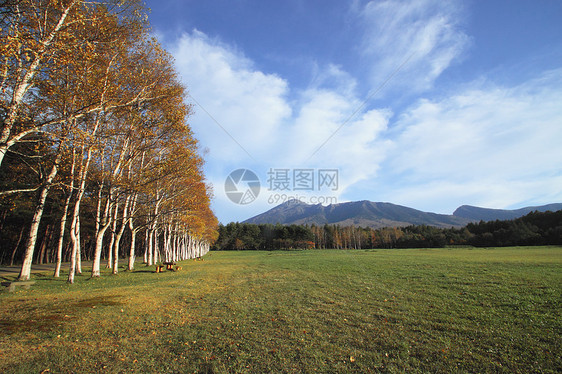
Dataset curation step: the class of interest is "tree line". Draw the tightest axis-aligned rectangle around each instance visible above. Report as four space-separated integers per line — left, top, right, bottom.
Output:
212 210 562 250
0 0 218 281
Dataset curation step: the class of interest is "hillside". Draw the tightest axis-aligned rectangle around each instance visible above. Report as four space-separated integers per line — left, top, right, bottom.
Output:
244 200 471 228
453 203 562 221
244 200 562 229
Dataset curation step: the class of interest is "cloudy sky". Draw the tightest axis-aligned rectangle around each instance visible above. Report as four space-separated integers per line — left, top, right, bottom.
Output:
144 0 562 224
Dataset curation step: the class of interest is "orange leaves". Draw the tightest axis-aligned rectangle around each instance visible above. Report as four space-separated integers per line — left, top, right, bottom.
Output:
1 0 216 270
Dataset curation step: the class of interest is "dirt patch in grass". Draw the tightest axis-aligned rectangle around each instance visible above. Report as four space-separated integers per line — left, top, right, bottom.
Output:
73 295 124 308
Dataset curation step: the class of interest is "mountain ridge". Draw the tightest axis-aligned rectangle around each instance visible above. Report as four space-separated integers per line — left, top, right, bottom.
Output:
243 200 562 228
453 203 562 221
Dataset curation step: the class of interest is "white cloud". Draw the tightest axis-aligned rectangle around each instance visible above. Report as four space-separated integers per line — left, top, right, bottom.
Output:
165 28 562 223
171 30 291 160
358 0 469 92
379 68 562 212
169 30 391 191
298 105 392 190
309 63 357 95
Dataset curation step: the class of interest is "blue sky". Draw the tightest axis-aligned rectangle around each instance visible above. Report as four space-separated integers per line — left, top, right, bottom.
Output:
144 0 562 224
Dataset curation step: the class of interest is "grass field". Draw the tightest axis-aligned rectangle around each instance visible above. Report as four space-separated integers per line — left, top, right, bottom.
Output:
1 247 561 373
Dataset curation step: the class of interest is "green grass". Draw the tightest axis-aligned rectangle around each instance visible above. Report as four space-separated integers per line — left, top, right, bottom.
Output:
1 247 561 373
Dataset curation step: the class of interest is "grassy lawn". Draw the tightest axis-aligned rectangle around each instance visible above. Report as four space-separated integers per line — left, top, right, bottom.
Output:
1 247 561 373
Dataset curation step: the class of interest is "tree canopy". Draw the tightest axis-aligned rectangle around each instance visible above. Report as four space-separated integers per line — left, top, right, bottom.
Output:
0 0 218 281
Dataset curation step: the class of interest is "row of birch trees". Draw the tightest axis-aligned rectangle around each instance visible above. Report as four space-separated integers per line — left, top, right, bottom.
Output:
0 0 218 282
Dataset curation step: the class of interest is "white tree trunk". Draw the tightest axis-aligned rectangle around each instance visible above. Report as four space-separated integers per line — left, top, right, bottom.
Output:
128 229 138 271
148 229 154 265
153 228 159 264
143 229 149 264
91 194 113 277
113 195 130 274
106 200 119 269
18 152 61 281
76 221 82 275
91 221 112 277
127 193 138 271
54 151 76 277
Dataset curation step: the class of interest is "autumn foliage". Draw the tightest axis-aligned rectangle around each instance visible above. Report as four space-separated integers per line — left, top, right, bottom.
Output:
0 0 218 281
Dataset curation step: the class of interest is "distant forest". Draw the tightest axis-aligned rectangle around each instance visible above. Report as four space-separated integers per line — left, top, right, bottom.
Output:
213 210 562 250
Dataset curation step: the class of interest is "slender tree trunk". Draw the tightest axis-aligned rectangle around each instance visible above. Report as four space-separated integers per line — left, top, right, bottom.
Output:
94 180 104 248
53 156 72 270
37 224 52 265
63 241 71 262
18 152 61 281
44 225 53 263
91 194 113 277
163 224 170 262
113 195 130 274
91 219 112 277
76 221 82 274
10 225 25 266
153 228 159 264
173 227 179 261
143 229 149 264
127 193 138 271
0 210 7 242
147 228 154 265
54 183 74 277
128 228 138 271
68 144 94 283
106 200 119 269
148 187 161 265
68 215 80 284
112 236 119 274
179 234 185 260
37 235 46 265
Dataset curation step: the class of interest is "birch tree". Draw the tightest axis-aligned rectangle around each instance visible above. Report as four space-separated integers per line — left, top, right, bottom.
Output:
3 1 218 277
0 0 144 169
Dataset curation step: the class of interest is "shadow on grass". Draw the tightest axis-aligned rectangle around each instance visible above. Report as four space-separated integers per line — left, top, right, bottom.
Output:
197 363 216 374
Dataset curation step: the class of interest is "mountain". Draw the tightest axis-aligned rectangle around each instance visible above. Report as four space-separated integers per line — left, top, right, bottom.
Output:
244 200 472 229
452 203 562 221
243 200 562 229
